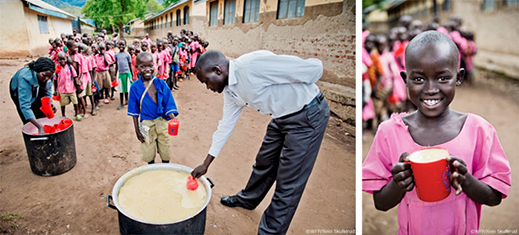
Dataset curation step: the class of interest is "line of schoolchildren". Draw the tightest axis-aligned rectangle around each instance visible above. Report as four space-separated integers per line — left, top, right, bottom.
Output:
47 30 208 122
362 15 477 134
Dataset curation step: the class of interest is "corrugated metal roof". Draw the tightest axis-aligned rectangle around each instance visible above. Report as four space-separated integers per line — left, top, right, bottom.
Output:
144 0 190 22
23 0 76 19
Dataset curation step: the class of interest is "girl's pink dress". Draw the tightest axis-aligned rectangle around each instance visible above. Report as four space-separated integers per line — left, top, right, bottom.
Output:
363 113 511 235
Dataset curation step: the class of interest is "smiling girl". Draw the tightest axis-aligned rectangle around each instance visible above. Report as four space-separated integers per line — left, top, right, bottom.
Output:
362 31 511 234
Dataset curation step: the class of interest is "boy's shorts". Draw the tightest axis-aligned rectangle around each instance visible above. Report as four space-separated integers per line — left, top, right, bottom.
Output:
118 72 131 93
59 93 78 106
84 82 93 96
109 64 117 81
171 63 179 73
140 118 170 162
96 70 111 89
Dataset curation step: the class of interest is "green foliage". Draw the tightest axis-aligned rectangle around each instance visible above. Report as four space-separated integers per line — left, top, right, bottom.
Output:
162 0 180 8
147 0 164 13
81 0 149 29
0 213 23 222
363 0 385 10
0 213 23 233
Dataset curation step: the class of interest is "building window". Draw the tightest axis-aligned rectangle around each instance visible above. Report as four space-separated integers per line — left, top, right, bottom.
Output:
277 0 305 19
184 6 190 25
442 0 451 11
166 14 168 27
161 17 164 28
37 15 49 33
210 1 218 26
482 0 496 10
170 13 173 27
505 0 519 6
176 10 181 26
224 0 236 25
243 0 260 23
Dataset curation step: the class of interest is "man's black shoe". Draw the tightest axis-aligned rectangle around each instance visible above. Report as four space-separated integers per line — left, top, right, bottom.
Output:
220 195 254 210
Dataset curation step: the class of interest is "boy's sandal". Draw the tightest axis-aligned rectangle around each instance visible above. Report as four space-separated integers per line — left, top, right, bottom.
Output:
75 115 82 121
104 99 109 104
116 105 123 110
91 110 97 116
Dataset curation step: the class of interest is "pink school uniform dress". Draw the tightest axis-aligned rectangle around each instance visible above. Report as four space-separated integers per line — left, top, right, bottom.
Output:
362 113 511 235
56 64 77 94
158 50 170 79
80 53 92 91
379 50 406 103
189 41 200 69
449 31 466 70
151 51 159 75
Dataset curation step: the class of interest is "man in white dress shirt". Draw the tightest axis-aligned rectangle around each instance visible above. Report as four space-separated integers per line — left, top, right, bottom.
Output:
191 50 329 234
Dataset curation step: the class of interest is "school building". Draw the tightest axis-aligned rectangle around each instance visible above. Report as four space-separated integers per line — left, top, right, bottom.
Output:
141 0 356 123
126 13 154 38
364 0 519 80
0 0 76 57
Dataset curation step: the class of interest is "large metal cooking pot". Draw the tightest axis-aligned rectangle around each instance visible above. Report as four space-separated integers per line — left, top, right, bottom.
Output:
107 164 214 234
21 117 76 176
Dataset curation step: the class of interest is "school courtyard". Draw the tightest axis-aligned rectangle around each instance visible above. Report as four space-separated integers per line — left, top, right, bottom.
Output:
0 58 355 234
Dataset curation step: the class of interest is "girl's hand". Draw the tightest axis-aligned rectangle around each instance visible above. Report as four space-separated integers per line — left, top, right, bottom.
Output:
448 155 468 195
390 152 414 192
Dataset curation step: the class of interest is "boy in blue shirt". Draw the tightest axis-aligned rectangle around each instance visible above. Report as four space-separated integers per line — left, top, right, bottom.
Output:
127 52 179 164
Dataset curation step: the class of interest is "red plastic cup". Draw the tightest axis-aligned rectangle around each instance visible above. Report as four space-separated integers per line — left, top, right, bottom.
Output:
111 80 118 87
52 95 61 101
41 97 51 107
168 119 179 136
408 147 451 202
91 86 97 93
186 176 199 191
43 125 53 134
59 119 73 129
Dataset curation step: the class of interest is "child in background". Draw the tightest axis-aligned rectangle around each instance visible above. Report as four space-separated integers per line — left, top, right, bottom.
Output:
156 40 166 80
132 39 141 49
115 39 133 110
48 38 54 55
87 44 98 115
362 31 511 234
54 52 79 117
106 40 117 100
169 38 180 90
80 44 94 117
94 42 113 104
177 42 188 82
66 40 85 121
150 42 159 76
129 45 139 82
141 41 149 53
127 52 178 164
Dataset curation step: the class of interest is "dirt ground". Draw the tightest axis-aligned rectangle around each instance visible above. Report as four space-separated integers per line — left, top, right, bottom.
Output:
362 83 519 233
0 59 355 234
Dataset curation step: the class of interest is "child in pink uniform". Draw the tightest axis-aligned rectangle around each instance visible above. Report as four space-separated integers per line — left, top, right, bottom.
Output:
362 31 511 235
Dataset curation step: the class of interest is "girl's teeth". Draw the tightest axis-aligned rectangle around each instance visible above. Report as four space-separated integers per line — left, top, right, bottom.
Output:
423 99 439 106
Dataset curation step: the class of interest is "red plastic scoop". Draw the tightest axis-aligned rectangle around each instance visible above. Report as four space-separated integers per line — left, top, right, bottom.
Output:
186 176 199 191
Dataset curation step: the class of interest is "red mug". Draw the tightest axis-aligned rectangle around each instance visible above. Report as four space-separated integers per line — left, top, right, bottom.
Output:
40 97 54 119
43 125 53 134
408 147 451 202
168 119 179 136
186 176 199 191
111 80 118 87
52 95 61 101
91 86 97 93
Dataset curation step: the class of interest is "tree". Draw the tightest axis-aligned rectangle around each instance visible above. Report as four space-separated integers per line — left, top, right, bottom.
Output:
162 0 179 8
147 0 164 13
82 0 148 39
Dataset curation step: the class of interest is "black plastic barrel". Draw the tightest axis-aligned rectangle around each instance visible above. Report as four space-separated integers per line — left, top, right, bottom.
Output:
21 117 76 176
107 164 214 235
